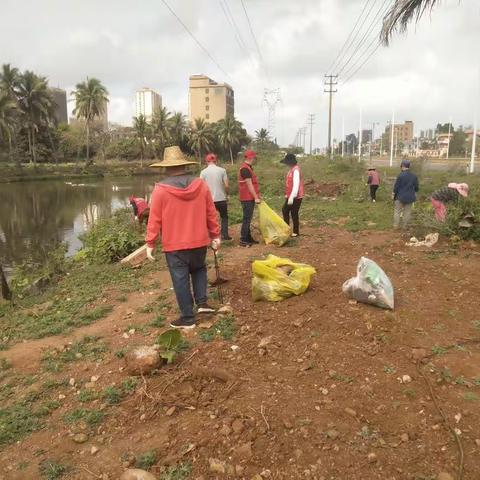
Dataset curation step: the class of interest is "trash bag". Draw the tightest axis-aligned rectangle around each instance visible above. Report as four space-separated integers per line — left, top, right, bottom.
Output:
252 254 316 302
342 257 394 310
258 201 291 246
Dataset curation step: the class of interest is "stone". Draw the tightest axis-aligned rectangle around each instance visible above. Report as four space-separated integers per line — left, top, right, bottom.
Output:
400 433 409 442
402 375 412 384
218 305 233 314
91 375 99 382
325 430 339 440
367 452 377 463
72 433 88 444
258 336 273 349
412 348 428 361
198 321 213 329
232 419 244 434
165 406 176 416
234 442 253 460
91 446 99 455
437 473 454 480
345 408 357 417
58 394 66 400
119 469 157 480
475 439 480 447
69 377 76 386
124 346 162 375
220 424 232 436
208 458 226 474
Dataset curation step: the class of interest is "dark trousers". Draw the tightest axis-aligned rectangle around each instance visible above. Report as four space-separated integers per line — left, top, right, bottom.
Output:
369 185 379 201
240 200 255 243
214 200 229 240
165 247 208 320
282 198 302 235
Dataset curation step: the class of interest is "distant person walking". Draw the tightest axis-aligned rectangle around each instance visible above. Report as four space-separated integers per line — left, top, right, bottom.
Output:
129 195 150 224
431 182 469 222
200 153 232 240
145 146 220 329
367 167 380 202
238 150 261 247
392 160 419 229
281 153 304 236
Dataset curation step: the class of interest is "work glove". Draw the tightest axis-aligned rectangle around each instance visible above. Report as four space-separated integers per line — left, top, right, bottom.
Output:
287 196 294 206
255 198 261 204
146 246 155 261
211 238 221 250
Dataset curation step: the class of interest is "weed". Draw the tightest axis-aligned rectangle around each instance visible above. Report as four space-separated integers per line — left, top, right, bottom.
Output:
63 409 104 427
138 304 155 314
432 323 446 332
78 389 98 403
199 315 236 342
160 462 192 480
454 376 471 386
473 377 480 386
431 345 448 356
0 358 11 371
463 392 479 402
150 315 166 327
102 386 122 405
0 402 44 446
135 450 157 470
117 295 128 302
39 460 69 479
121 377 139 394
383 366 396 374
17 461 29 470
332 373 354 384
78 305 113 325
439 367 453 382
37 401 61 416
115 348 127 358
403 388 417 399
472 320 480 330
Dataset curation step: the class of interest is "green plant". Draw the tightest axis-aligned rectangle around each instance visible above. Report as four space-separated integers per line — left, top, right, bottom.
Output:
431 345 448 356
157 329 182 364
463 392 479 402
472 320 480 330
135 450 157 470
150 315 166 327
0 402 45 446
115 348 127 358
102 386 122 405
39 460 69 479
121 377 139 394
63 409 104 427
78 389 98 403
160 462 193 480
383 366 396 374
403 388 417 399
199 315 236 342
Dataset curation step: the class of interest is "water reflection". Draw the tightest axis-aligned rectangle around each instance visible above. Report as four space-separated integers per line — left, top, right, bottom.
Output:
0 175 162 274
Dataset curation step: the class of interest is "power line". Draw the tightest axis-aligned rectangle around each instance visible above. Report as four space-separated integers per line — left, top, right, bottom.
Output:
341 38 381 84
326 0 374 75
219 0 247 53
160 0 229 77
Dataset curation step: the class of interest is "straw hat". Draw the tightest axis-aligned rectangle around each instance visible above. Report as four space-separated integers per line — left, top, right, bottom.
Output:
150 146 198 168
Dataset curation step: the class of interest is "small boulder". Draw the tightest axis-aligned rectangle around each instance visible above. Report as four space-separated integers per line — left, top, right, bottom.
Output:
125 346 162 375
72 433 88 444
120 469 157 480
208 458 226 474
218 305 233 314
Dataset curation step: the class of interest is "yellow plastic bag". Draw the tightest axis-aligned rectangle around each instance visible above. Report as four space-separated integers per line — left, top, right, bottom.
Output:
258 201 291 246
252 254 316 302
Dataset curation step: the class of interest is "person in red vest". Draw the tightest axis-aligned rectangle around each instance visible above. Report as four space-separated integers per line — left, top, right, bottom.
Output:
366 167 380 203
129 195 150 224
238 149 261 247
281 153 304 237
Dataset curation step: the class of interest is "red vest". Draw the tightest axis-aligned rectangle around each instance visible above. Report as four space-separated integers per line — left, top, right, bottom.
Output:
238 162 260 201
285 165 304 199
132 197 149 216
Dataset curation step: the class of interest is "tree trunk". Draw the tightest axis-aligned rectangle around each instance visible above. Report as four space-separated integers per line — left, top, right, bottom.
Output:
86 121 90 165
0 264 12 301
27 129 32 164
7 134 13 164
47 127 59 165
229 145 233 165
31 126 37 166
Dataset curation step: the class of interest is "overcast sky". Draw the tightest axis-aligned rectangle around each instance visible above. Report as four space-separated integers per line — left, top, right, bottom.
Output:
1 0 478 148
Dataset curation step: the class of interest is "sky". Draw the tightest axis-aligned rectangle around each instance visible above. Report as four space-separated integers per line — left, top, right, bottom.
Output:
1 0 479 149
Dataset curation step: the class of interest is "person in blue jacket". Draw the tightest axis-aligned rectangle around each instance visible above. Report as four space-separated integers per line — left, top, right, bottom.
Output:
392 160 419 229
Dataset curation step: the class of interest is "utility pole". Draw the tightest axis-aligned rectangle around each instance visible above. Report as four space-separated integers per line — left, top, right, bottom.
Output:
358 108 362 162
302 127 307 153
389 111 395 167
307 114 315 155
263 89 281 140
324 75 338 156
341 117 345 158
446 117 452 159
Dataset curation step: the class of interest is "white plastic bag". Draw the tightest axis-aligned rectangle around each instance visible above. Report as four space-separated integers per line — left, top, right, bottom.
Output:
342 257 394 310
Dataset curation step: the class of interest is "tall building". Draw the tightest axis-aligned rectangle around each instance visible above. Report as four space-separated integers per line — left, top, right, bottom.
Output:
135 88 162 120
49 87 68 124
384 120 414 145
70 98 109 130
188 74 234 124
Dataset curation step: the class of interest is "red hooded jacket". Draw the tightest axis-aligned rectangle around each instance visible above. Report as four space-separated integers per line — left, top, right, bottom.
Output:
146 176 220 252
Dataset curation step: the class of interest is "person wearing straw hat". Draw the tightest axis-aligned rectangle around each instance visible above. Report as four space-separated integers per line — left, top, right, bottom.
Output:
431 182 469 222
145 146 221 329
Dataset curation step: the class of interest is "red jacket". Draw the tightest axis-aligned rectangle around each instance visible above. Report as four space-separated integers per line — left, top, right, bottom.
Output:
238 162 260 201
285 165 304 199
130 197 149 217
146 177 220 252
367 170 380 186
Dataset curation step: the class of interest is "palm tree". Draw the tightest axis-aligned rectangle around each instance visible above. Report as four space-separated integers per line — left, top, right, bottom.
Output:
151 107 171 158
133 114 149 166
381 0 442 45
72 77 109 165
255 128 270 145
16 71 52 165
0 64 20 164
0 92 18 163
0 64 20 98
216 115 244 164
168 112 188 147
189 118 215 160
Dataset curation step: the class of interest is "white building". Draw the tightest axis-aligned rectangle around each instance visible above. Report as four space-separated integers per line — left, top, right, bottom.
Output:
135 88 162 120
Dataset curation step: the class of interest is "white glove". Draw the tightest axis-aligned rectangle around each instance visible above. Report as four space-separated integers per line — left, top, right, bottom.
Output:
287 196 294 206
211 238 221 250
146 246 155 261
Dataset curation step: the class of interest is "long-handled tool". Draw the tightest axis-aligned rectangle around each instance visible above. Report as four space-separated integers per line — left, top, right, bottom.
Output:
211 249 228 304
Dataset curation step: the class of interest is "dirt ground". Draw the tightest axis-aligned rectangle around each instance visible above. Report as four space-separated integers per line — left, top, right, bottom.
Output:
1 226 480 480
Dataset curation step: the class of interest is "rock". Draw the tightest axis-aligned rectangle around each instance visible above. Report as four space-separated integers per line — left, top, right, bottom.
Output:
475 439 480 447
220 424 231 436
325 430 339 440
412 348 428 361
345 408 357 417
367 452 377 463
218 305 233 314
91 446 99 455
198 321 213 329
232 419 244 434
72 433 88 444
165 406 176 416
402 375 412 384
69 377 76 386
234 442 253 460
258 336 273 349
58 394 66 400
84 382 95 389
437 473 454 480
91 375 99 382
230 345 240 352
208 458 226 474
119 469 157 480
400 433 409 442
125 346 162 375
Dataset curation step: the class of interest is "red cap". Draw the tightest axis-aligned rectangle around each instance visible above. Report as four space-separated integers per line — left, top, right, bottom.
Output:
205 153 217 163
244 150 257 159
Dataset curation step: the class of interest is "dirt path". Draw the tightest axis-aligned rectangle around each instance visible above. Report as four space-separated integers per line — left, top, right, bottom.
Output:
1 227 480 480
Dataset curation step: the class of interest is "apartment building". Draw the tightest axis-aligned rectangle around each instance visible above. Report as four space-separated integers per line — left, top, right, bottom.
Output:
135 88 162 120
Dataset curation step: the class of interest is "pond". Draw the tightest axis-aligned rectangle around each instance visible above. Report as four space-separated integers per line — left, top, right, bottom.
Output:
0 175 163 277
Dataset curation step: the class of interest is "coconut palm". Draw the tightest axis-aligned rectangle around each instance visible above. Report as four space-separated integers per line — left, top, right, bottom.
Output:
255 128 270 145
168 112 189 147
381 0 442 45
189 118 215 161
151 107 171 158
133 114 149 166
16 71 53 165
72 77 109 165
0 92 18 163
0 64 20 98
216 115 244 164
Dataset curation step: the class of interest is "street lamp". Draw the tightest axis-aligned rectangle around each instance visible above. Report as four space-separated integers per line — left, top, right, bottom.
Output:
369 122 379 163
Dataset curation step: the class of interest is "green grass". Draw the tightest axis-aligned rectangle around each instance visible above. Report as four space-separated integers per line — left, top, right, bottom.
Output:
199 315 236 343
135 450 157 470
102 386 123 405
150 314 166 327
463 392 479 402
431 345 449 356
39 460 70 479
160 462 192 480
63 408 104 427
383 366 396 374
78 389 99 403
0 402 45 446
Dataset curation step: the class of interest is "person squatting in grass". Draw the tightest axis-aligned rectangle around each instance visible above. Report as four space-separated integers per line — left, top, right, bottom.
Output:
200 152 232 241
392 160 419 230
145 146 221 330
366 167 380 203
430 182 469 222
280 153 304 236
238 149 261 247
129 195 150 225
